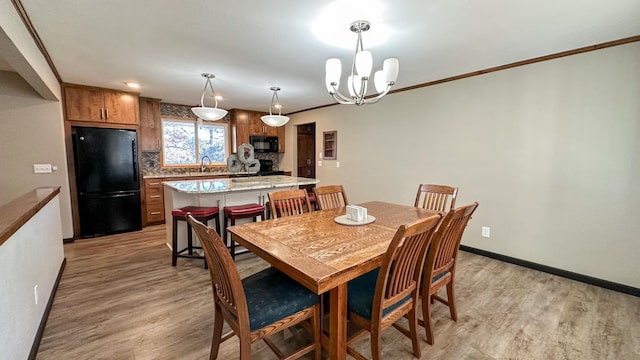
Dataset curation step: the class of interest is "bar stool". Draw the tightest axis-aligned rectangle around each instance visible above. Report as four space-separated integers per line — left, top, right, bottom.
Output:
172 206 220 268
223 203 265 259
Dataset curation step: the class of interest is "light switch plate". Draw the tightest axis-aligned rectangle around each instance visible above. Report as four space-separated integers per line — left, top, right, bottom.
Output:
481 226 491 238
33 164 52 173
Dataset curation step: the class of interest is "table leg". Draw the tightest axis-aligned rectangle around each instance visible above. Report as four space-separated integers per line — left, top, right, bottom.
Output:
329 284 347 360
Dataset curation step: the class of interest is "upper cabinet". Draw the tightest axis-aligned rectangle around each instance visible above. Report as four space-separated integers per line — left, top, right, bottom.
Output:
64 85 139 125
230 109 285 153
139 98 162 151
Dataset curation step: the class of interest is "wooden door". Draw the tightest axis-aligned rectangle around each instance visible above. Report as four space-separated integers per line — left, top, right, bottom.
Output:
296 123 315 178
64 86 105 122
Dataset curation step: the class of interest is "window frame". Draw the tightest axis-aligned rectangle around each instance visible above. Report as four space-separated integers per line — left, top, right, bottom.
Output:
160 116 230 168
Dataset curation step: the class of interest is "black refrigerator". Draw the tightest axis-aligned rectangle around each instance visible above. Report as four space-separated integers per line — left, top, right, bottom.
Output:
72 126 142 238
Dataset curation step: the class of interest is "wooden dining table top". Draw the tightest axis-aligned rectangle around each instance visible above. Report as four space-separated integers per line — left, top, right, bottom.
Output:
228 201 440 295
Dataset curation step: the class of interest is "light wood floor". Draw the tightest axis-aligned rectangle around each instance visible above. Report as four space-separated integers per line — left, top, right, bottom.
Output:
37 225 640 359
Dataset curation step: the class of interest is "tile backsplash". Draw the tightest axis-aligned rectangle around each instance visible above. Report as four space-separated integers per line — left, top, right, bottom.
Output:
141 151 281 176
141 103 282 176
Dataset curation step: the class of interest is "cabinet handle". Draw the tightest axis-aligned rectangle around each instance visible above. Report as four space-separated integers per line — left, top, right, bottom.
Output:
100 108 105 119
150 211 162 215
149 182 160 185
105 108 109 119
149 195 161 198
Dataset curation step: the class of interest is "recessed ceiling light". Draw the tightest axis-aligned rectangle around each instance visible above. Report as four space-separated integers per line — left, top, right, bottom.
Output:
312 0 390 49
126 82 141 89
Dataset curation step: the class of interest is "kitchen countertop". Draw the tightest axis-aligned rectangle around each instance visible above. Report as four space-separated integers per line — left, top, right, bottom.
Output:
163 175 318 194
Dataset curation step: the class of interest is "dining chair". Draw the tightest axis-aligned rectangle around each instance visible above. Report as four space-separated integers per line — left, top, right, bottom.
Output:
187 215 321 360
346 213 443 360
313 185 349 210
414 184 459 212
420 202 479 345
268 188 313 219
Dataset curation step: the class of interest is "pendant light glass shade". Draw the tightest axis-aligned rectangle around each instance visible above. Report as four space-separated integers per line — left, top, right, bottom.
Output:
324 20 399 106
191 73 228 121
260 87 290 127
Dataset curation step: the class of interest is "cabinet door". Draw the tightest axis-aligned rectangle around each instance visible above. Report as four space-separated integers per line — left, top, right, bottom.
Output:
139 98 162 151
64 86 105 122
104 91 139 124
249 111 266 135
231 109 250 151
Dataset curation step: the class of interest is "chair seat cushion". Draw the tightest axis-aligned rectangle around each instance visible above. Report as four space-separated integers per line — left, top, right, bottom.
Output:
347 269 411 319
172 206 219 217
224 203 265 216
243 267 319 331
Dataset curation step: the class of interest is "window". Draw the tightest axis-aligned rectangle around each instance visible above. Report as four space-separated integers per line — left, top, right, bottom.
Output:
162 118 229 166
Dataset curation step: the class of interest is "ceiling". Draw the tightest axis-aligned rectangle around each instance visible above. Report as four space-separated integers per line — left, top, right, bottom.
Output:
19 0 640 113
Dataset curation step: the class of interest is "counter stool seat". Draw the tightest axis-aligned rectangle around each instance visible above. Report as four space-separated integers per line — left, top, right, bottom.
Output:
223 203 265 259
172 206 220 268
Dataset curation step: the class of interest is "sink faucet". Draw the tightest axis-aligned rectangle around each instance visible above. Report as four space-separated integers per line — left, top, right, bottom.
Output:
201 155 211 172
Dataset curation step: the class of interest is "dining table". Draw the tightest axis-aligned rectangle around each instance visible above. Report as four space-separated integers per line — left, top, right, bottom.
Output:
228 200 440 360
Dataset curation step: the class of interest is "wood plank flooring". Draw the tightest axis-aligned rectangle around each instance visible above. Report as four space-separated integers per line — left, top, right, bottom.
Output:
37 225 640 359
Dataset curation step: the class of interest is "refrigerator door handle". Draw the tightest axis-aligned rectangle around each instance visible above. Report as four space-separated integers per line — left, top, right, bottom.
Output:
132 138 139 183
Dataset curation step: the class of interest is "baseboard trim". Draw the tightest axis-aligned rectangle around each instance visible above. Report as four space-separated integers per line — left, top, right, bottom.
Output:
28 257 66 360
459 245 639 298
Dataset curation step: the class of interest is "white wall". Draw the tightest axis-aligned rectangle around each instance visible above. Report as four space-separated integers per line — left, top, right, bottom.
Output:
0 195 65 359
283 42 640 288
0 71 73 238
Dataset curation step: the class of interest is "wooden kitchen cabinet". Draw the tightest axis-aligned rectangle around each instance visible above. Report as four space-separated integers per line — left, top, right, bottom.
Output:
230 109 285 153
139 97 162 151
144 178 165 224
64 85 139 125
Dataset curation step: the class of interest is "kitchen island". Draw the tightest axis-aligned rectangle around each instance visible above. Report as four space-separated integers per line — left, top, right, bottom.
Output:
163 175 319 256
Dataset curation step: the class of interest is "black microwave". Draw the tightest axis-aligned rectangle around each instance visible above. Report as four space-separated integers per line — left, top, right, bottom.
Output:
249 135 279 153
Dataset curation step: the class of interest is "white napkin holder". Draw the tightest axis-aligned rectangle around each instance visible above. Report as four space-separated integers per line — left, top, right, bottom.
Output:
346 205 367 222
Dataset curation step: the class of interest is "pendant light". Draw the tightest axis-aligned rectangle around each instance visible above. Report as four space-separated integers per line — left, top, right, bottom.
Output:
191 73 228 120
260 87 290 127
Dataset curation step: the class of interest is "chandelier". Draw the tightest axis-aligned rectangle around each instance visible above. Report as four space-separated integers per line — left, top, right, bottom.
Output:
191 73 228 120
260 87 290 127
325 20 399 106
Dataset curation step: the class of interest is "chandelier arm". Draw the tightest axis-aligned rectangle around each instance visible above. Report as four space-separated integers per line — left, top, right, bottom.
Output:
330 85 355 104
363 86 392 104
331 93 356 105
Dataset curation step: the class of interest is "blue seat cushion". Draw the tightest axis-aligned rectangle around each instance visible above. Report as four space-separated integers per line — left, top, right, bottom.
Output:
347 269 412 320
432 270 449 283
243 267 319 331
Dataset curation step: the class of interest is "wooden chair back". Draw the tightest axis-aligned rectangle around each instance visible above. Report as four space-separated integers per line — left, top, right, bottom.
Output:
414 184 458 212
313 185 349 210
268 188 313 218
187 215 250 334
373 214 443 324
421 202 479 344
426 202 478 279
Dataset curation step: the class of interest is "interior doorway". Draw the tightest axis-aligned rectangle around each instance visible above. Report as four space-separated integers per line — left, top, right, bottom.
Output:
296 123 316 179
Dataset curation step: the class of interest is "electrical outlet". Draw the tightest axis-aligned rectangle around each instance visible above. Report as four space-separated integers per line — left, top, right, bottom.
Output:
34 285 38 305
318 160 323 167
336 161 340 168
481 226 491 238
33 164 52 174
